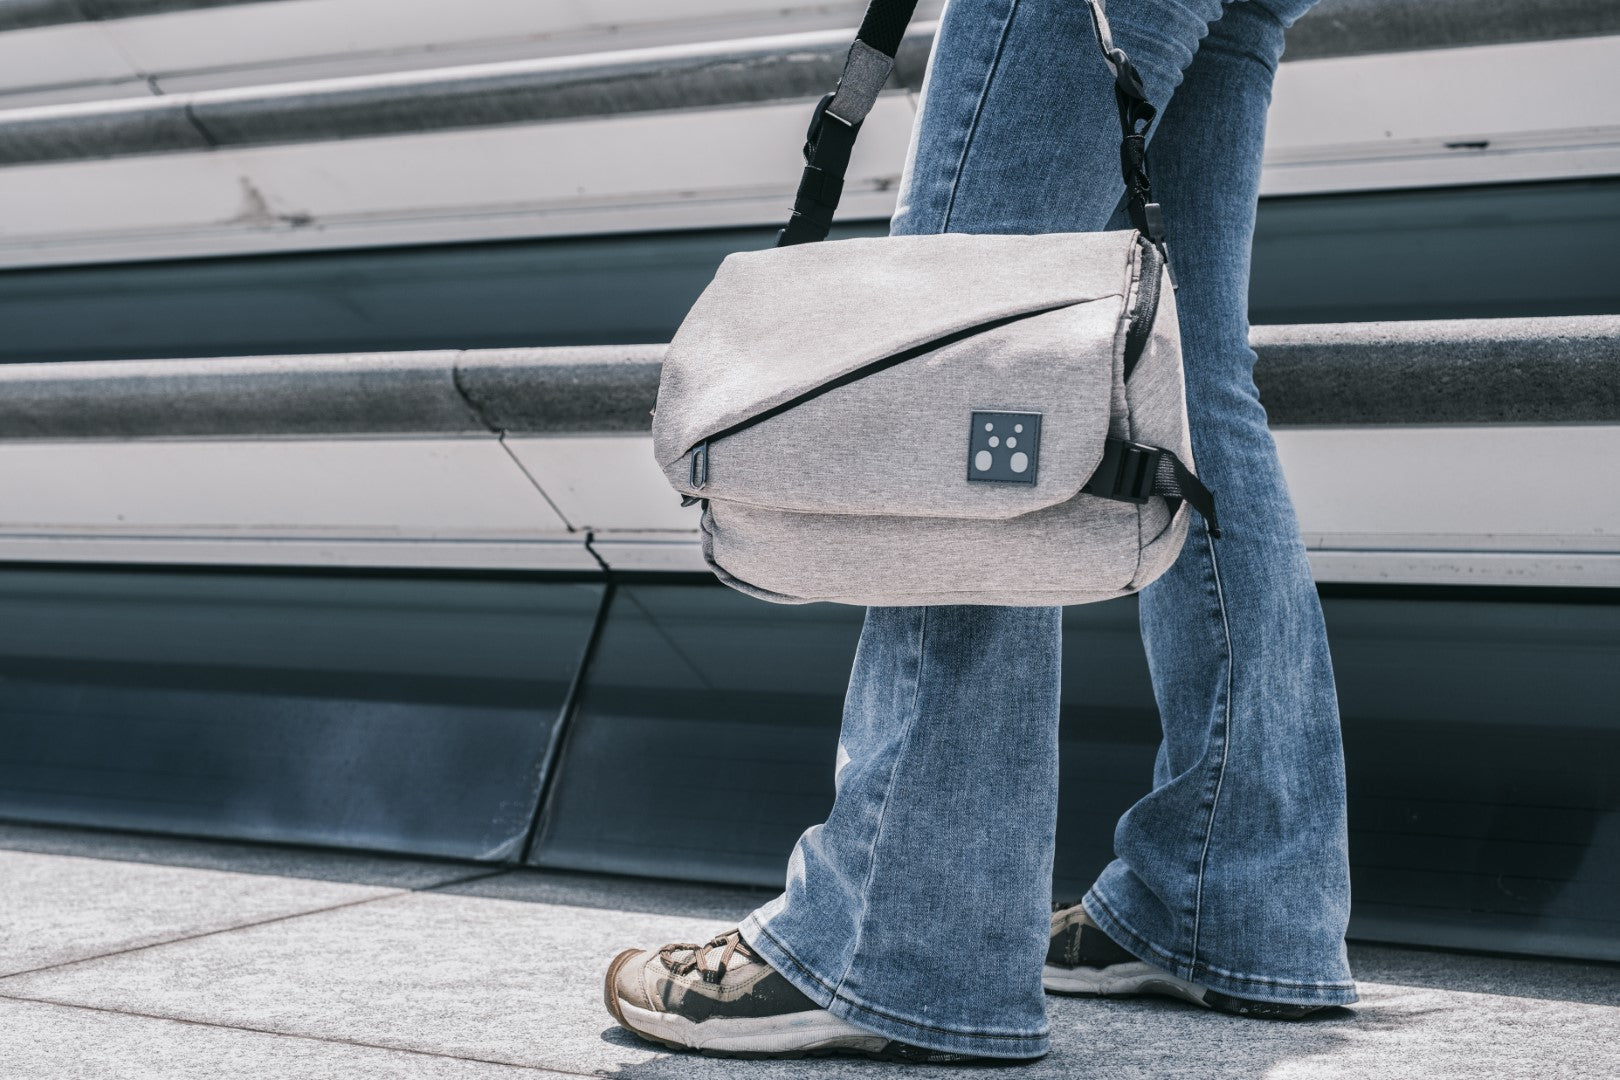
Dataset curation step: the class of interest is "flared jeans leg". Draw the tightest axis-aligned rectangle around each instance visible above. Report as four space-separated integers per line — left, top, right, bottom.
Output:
1084 1 1356 1007
742 606 1061 1058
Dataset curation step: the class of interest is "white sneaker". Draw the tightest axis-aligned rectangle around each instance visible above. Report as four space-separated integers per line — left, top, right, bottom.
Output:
605 928 1022 1061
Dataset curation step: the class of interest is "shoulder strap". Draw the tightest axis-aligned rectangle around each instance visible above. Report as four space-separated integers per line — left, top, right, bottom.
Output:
777 0 1165 248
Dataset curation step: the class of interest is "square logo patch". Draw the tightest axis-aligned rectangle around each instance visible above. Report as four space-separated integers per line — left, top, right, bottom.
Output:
968 411 1041 484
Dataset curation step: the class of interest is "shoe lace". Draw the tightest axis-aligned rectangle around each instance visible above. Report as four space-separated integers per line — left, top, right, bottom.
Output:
659 929 754 985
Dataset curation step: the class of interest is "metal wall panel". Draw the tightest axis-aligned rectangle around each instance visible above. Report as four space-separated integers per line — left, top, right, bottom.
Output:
1249 179 1620 324
1 28 1613 264
532 581 1620 961
529 582 859 886
0 568 604 859
1 179 1613 364
0 99 917 268
1329 595 1620 960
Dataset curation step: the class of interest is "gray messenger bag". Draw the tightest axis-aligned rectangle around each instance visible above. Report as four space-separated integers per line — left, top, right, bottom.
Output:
651 0 1218 606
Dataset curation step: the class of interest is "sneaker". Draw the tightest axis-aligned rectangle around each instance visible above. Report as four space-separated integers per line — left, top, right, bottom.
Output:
1044 901 1326 1020
604 928 1013 1062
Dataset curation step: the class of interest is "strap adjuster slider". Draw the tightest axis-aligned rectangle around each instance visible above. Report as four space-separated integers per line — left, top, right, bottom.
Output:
1089 440 1163 504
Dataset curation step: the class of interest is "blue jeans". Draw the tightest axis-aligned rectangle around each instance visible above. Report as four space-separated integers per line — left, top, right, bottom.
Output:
740 0 1356 1058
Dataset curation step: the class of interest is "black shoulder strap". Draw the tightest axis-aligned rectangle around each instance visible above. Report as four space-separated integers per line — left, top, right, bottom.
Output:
777 0 1164 248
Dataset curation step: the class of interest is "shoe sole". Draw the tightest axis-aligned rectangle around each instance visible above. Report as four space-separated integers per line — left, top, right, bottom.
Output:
605 948 1033 1062
1042 960 1211 1009
613 999 896 1058
1042 961 1326 1020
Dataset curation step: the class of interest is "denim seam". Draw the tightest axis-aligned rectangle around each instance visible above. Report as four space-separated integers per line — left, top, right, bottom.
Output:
747 916 1049 1044
829 606 930 1002
939 0 1021 232
1189 525 1235 966
1084 889 1356 993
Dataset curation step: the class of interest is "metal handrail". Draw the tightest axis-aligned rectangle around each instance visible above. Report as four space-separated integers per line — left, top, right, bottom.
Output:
0 316 1611 439
2 0 1616 167
0 0 258 33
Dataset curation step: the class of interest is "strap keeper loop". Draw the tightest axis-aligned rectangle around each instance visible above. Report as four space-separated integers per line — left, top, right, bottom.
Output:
795 166 844 212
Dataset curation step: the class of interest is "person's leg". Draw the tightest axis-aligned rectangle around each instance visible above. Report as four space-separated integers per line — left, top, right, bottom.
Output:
735 0 1150 1060
1077 0 1358 1008
609 2 1134 1057
740 606 1062 1058
610 0 1356 1059
739 0 1342 1057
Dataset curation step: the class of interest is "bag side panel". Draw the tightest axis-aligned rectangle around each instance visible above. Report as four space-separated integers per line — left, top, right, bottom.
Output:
1123 260 1193 578
1107 246 1136 443
1123 264 1194 469
1129 503 1191 592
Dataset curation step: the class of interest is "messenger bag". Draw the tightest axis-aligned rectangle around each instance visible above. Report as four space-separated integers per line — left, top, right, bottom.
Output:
651 0 1219 606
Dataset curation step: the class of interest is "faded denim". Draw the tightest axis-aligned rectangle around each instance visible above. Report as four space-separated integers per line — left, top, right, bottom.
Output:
740 0 1356 1058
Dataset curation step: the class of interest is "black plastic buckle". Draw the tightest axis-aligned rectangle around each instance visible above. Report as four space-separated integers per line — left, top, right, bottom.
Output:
1142 202 1166 244
1086 440 1162 504
804 91 844 151
688 441 708 490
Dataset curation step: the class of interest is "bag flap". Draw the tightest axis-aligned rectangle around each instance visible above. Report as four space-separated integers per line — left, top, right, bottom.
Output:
667 294 1129 521
652 230 1139 467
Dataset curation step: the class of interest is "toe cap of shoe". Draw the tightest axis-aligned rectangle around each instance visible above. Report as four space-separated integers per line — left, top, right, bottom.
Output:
605 948 657 1017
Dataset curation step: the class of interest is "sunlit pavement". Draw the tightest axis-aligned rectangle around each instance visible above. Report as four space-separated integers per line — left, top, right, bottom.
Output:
1 823 1614 1080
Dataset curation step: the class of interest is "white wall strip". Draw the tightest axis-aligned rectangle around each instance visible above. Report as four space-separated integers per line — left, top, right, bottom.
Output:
0 426 1613 587
0 98 916 269
0 34 1613 268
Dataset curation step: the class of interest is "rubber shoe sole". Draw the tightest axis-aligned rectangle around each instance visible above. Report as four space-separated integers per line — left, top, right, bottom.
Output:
1043 959 1209 1006
605 948 1037 1062
1043 960 1325 1020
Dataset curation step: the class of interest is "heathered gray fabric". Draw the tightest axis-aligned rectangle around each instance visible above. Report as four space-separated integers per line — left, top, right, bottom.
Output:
702 497 1145 607
664 300 1123 519
655 232 1199 606
1121 260 1194 581
1124 264 1194 468
652 231 1137 467
1132 505 1192 591
826 39 895 125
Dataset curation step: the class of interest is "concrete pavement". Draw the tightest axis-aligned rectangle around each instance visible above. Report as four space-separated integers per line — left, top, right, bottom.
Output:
0 822 1614 1079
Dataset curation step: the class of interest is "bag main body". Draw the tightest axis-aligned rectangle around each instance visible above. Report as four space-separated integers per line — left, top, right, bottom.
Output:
650 230 1198 607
